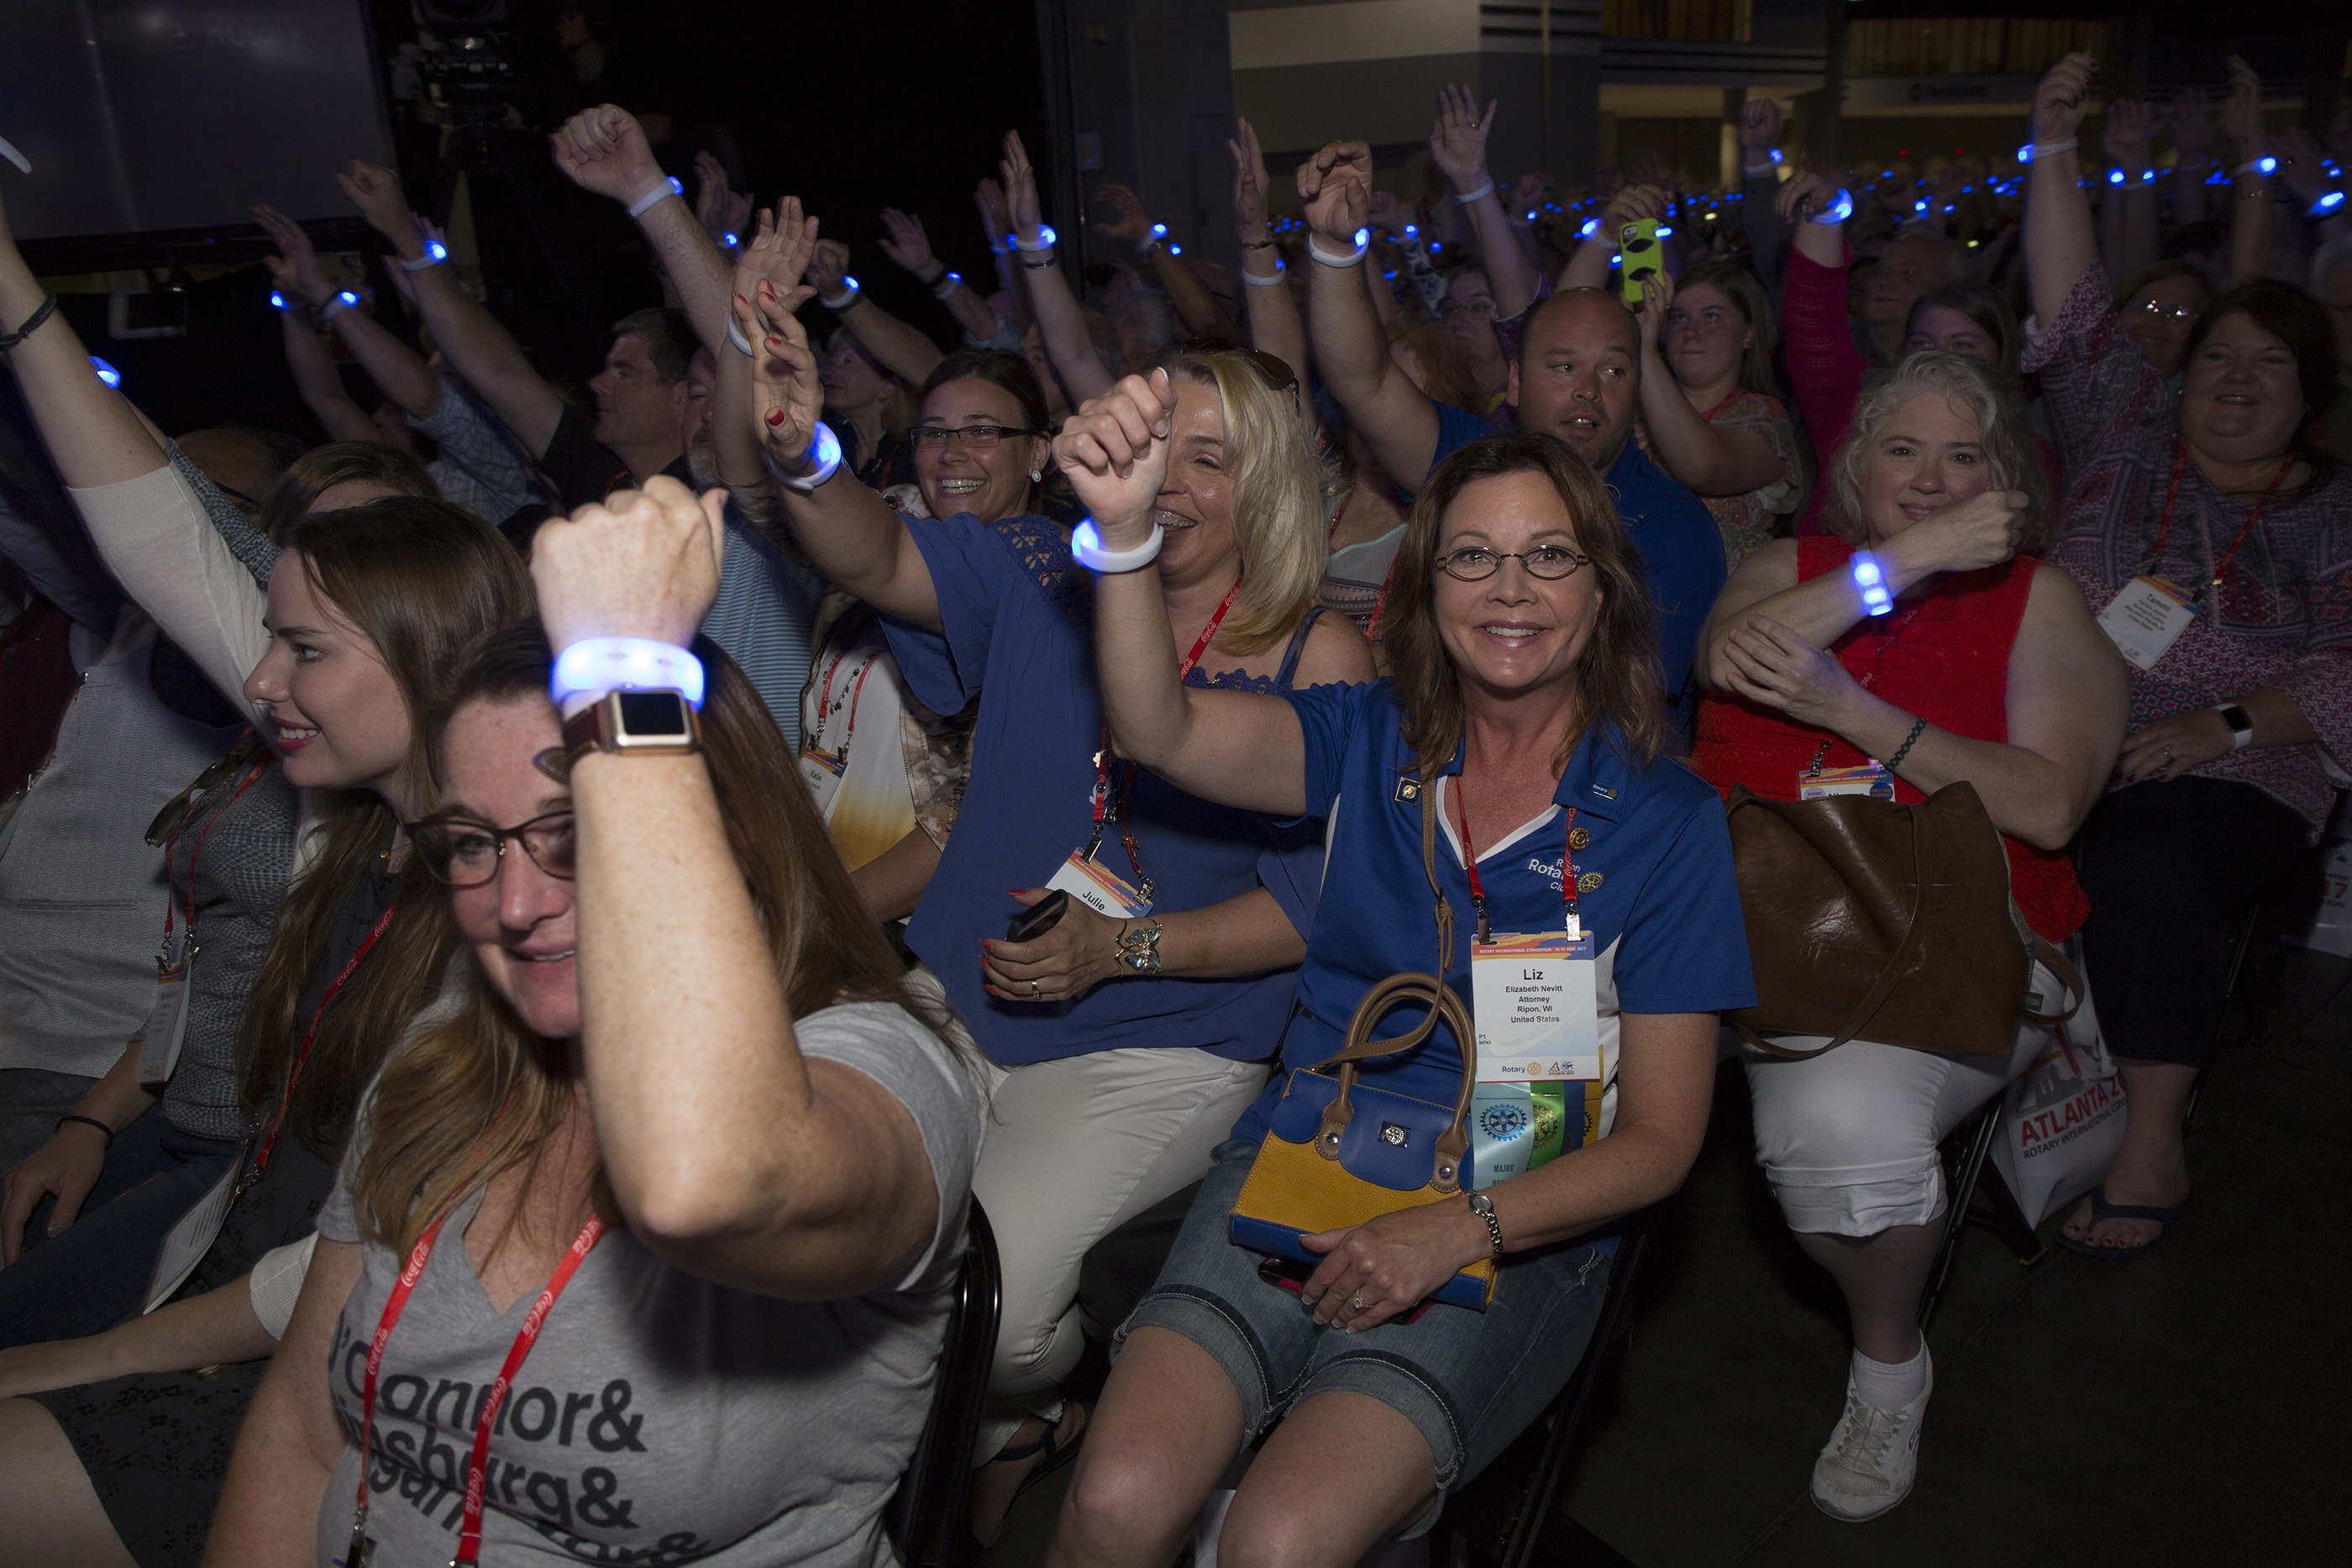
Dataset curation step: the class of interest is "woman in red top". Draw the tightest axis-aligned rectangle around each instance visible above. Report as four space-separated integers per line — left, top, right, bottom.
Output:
1691 352 2127 1523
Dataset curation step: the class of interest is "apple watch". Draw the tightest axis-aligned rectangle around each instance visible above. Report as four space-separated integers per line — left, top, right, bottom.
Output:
2217 704 2255 749
563 689 703 764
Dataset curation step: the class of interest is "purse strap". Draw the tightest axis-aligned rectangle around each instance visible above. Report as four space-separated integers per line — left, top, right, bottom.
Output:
1733 790 1934 1061
1310 973 1475 1196
1420 763 1455 977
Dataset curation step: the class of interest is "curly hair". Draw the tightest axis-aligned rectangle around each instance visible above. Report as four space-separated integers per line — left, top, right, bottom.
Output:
1826 351 2050 552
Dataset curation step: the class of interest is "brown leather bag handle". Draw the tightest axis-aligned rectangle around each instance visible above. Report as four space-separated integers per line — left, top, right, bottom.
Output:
1310 973 1474 1195
1734 793 1934 1060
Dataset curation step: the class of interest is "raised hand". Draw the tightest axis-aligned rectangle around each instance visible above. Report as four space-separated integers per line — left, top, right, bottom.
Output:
251 203 332 305
1093 182 1154 244
975 176 1011 249
1052 369 1177 538
2171 84 2214 164
2274 127 2333 202
732 202 826 471
1366 189 1408 238
549 104 664 205
1428 83 1498 193
2033 53 2099 148
1740 97 1786 157
2101 100 2159 168
1230 116 1273 233
1604 182 1671 229
2219 55 2264 160
1776 170 1843 224
1890 488 2029 577
877 208 938 275
1000 130 1046 245
1635 270 1676 354
806 237 851 296
532 475 727 655
694 149 751 247
337 160 423 253
1296 141 1373 247
1510 171 1553 219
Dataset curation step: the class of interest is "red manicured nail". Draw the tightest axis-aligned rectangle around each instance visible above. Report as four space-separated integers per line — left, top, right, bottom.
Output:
766 336 783 348
1006 889 1026 897
766 408 786 427
732 291 746 304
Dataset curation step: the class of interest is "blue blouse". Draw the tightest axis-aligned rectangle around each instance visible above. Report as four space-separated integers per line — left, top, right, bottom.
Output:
885 513 1326 1068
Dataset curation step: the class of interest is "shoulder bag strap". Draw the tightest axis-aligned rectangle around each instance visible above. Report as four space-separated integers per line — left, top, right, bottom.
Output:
1420 763 1455 977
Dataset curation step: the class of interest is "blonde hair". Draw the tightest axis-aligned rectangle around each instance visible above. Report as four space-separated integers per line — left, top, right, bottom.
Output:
1163 349 1326 657
1826 351 2050 552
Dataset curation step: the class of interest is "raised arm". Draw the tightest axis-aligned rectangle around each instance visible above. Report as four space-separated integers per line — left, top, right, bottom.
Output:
974 177 1032 333
533 480 942 1298
1632 271 1789 498
2220 58 2275 288
0 189 168 488
1738 101 1795 298
1231 118 1308 385
2169 84 2213 228
1560 183 1668 291
273 302 376 444
1096 183 1231 337
337 160 567 457
1003 131 1113 405
551 105 735 359
878 207 1000 344
807 237 947 386
1300 141 1441 488
709 202 802 528
1698 490 2029 693
1057 370 1308 815
1429 85 1539 318
253 203 444 421
2024 54 2101 330
738 253 942 630
2103 100 2163 286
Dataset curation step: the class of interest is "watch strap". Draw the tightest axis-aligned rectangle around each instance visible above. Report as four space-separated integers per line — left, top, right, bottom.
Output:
2218 704 2255 748
562 690 702 763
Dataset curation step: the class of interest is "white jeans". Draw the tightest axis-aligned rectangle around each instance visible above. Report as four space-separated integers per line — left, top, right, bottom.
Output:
1740 957 2070 1237
970 1044 1268 1461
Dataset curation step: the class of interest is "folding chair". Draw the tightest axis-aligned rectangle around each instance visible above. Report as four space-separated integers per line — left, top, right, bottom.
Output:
885 1198 1002 1568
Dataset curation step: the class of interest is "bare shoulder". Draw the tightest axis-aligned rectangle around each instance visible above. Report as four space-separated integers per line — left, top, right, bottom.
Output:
2021 559 2101 633
1297 609 1377 684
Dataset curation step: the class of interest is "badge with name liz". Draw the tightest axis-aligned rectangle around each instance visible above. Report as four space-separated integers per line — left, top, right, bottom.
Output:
2096 574 2197 672
134 938 194 1092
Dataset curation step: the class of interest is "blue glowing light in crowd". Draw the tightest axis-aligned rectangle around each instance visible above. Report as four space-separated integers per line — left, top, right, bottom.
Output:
1168 242 1183 255
1151 222 1168 239
427 240 449 262
843 275 859 293
943 270 960 286
2017 143 2034 165
1769 149 1783 165
90 357 120 388
1038 224 1058 246
269 290 288 309
1853 553 1892 615
1578 217 1600 238
2108 168 2126 185
722 233 738 248
2255 155 2278 176
339 290 360 307
668 176 684 195
1404 223 1419 239
1809 188 1855 225
1353 226 1370 248
2311 190 2347 217
1655 224 1673 238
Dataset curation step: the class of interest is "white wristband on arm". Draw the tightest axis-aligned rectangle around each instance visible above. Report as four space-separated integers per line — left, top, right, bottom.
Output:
726 317 755 356
1071 517 1164 573
1242 264 1287 286
2025 138 2078 162
626 179 680 219
1307 229 1369 268
1453 178 1494 205
764 421 843 493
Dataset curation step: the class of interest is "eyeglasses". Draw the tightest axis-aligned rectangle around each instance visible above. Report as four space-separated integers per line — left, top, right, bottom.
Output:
911 423 1033 449
1437 544 1592 582
407 810 577 888
2127 299 2200 323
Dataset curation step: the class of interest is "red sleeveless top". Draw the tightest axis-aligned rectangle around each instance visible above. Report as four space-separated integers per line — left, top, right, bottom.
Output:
1691 538 2089 942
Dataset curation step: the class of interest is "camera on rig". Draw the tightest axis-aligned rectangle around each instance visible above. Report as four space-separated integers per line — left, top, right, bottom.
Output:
412 3 518 115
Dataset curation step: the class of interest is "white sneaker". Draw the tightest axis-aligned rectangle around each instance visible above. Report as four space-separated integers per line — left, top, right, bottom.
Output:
1810 1347 1933 1522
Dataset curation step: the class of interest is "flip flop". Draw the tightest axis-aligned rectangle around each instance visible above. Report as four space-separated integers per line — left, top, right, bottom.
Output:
2055 1188 2187 1260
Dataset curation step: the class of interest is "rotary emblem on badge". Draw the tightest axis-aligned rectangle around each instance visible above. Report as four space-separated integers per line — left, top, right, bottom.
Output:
1531 1099 1562 1146
1478 1103 1530 1141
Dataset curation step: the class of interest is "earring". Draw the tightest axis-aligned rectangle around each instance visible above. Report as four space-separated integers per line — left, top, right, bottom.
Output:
1029 467 1043 482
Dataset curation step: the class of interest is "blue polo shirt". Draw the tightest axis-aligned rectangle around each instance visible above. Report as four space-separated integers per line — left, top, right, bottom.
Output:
885 512 1325 1068
1229 679 1754 1147
1424 403 1725 720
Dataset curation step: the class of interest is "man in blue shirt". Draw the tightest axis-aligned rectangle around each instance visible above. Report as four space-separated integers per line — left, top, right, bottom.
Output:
1298 140 1725 721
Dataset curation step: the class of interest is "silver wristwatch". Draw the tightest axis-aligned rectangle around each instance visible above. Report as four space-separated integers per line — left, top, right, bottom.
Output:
1466 1193 1504 1264
2217 703 2255 750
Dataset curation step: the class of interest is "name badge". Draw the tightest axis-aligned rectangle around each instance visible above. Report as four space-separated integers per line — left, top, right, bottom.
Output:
1046 848 1152 919
2097 574 2197 672
1799 763 1896 800
134 952 195 1092
1468 931 1600 1186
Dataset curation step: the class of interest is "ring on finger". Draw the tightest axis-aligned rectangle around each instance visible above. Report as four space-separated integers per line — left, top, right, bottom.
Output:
1350 1292 1366 1312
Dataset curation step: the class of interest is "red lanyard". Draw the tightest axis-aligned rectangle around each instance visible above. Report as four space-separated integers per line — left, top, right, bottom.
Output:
1089 580 1241 892
810 644 881 760
164 757 270 944
247 904 396 1181
354 1208 605 1565
1453 779 1578 944
2147 440 2293 602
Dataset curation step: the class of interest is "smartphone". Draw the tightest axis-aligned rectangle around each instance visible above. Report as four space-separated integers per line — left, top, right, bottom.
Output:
1005 889 1069 943
1619 218 1663 307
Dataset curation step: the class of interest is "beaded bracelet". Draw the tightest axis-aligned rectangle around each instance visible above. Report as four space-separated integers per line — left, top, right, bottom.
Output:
1884 717 1929 771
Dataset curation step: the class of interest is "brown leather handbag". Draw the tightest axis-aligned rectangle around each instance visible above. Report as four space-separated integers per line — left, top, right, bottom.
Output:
1723 781 2081 1059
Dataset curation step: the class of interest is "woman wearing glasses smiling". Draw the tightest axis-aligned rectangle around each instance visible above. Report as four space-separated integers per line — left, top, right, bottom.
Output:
736 227 1372 1542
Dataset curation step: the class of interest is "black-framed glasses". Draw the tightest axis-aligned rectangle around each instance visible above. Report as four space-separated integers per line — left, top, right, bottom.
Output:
1437 544 1592 582
407 810 577 888
911 423 1033 449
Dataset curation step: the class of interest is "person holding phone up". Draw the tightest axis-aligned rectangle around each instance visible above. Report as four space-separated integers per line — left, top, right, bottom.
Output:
1045 377 1751 1567
735 249 1372 1543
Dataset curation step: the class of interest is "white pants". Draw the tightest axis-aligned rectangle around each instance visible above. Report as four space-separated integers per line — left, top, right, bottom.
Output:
1740 957 2070 1237
970 1044 1268 1460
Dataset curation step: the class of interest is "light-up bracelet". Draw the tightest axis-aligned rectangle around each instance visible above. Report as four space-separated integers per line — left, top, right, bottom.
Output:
318 289 362 322
2308 190 2347 219
398 240 450 271
2023 138 2077 163
932 270 965 299
626 177 682 219
1851 550 1893 616
1015 224 1059 254
2233 155 2277 178
1453 178 1494 205
1308 228 1371 267
1071 517 1165 573
819 278 860 311
1242 264 1287 286
550 637 706 711
1805 189 1856 225
726 317 756 356
1137 223 1166 255
764 420 843 494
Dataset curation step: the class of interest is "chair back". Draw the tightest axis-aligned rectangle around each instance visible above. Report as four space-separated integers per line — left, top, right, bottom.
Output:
885 1198 1003 1566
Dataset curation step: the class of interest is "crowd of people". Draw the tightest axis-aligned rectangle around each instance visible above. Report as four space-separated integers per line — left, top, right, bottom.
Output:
0 39 2344 1568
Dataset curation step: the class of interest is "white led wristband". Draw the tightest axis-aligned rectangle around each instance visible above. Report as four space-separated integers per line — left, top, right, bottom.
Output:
764 421 843 493
1242 264 1287 286
1070 517 1165 573
1308 228 1370 268
626 179 680 219
549 637 706 711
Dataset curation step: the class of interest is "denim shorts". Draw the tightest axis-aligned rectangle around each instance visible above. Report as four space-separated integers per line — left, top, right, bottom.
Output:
1118 1138 1613 1536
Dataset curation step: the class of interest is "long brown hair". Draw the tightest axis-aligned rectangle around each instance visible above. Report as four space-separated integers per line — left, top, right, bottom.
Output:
237 499 535 1160
1383 433 1664 777
355 625 968 1253
255 441 438 545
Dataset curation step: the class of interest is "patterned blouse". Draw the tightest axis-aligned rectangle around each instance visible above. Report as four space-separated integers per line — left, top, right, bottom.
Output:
1635 389 1802 571
2024 259 2352 836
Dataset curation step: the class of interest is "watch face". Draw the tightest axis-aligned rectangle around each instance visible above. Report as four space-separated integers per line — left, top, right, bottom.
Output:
617 690 690 737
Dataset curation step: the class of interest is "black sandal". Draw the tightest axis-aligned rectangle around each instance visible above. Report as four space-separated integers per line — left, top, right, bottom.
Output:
2055 1188 2187 1260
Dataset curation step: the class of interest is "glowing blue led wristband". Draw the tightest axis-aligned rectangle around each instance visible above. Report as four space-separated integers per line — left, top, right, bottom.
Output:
1806 189 1855 225
1851 550 1893 616
626 180 680 219
318 289 362 322
1308 228 1371 267
550 637 706 711
397 241 450 271
764 421 843 494
1014 224 1058 254
1070 517 1165 573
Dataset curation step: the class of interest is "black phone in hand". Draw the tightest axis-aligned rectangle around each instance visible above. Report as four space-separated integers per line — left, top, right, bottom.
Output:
1005 889 1069 942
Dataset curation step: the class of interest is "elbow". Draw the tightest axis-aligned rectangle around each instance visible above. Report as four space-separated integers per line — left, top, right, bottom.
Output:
612 1154 768 1256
